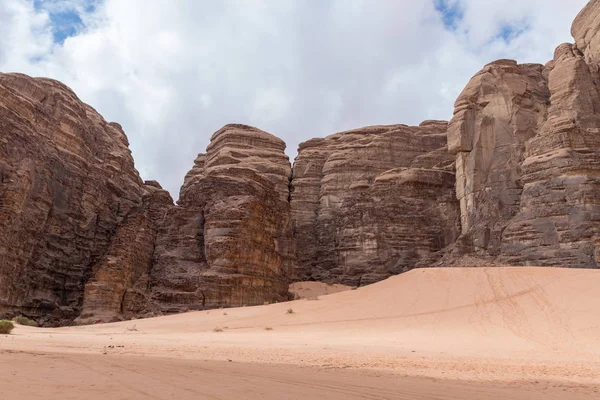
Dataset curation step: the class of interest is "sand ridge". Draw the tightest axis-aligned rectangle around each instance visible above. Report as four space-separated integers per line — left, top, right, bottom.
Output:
2 267 600 399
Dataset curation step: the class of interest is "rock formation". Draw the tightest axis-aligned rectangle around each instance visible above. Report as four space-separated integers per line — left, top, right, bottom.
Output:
445 0 600 268
290 122 460 285
447 60 550 257
0 73 144 324
2 0 600 324
147 124 295 315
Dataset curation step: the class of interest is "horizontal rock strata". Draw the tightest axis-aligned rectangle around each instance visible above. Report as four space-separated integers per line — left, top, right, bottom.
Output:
290 122 460 285
3 0 600 324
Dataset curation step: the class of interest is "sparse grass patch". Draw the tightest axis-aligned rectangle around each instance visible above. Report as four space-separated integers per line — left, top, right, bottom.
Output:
351 287 358 290
13 316 37 327
213 327 224 332
0 320 15 334
286 308 294 314
306 296 319 301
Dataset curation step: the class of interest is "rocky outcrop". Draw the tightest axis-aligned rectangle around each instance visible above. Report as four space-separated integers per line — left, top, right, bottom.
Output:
0 75 296 324
445 0 600 268
0 73 144 324
3 0 600 324
78 182 173 323
148 125 295 312
447 60 550 257
78 125 296 322
291 122 460 285
499 43 600 267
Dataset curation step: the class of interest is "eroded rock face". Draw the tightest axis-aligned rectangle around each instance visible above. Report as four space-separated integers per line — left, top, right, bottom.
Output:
78 182 173 323
3 0 600 325
148 124 295 313
447 60 550 257
499 43 600 267
0 73 144 324
445 0 600 268
291 122 460 285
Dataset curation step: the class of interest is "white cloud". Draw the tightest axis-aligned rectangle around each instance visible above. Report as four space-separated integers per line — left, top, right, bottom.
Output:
0 0 589 196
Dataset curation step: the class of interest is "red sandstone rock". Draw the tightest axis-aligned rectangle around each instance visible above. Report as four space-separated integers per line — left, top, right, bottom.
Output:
290 122 460 285
0 73 144 324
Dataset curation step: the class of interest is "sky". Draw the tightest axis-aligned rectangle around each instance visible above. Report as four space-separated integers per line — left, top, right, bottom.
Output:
0 0 589 197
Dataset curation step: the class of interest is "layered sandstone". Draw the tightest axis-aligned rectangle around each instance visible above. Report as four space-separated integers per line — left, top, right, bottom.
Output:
78 125 296 322
3 0 600 325
0 73 144 324
447 60 550 257
290 122 460 285
148 125 295 312
499 43 600 267
78 182 173 322
444 0 600 268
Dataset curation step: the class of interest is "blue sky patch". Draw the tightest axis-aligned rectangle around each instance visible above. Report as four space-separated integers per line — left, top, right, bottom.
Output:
33 0 100 44
495 20 531 43
434 0 464 30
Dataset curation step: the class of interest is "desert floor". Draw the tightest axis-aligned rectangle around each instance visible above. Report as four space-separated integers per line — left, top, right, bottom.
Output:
2 267 599 399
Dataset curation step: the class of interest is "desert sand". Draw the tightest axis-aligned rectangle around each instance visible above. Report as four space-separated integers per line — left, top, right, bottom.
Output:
2 267 600 399
289 281 351 298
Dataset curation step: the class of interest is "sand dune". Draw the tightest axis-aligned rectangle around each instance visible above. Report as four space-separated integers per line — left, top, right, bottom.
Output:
2 267 600 399
289 281 351 298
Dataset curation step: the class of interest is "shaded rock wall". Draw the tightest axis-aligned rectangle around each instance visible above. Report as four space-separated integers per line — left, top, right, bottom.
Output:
447 60 550 256
148 125 295 313
0 73 144 324
3 0 600 324
290 122 460 285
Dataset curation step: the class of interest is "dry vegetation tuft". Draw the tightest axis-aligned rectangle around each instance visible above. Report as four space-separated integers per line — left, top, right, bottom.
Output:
0 320 15 334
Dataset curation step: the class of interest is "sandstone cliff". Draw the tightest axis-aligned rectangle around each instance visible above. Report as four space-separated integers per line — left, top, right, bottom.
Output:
445 0 600 268
147 124 295 314
290 122 460 285
0 73 144 324
2 0 600 324
78 124 295 323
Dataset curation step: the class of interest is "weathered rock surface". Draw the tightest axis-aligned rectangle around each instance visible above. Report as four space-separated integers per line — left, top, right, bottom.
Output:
444 0 600 268
447 60 550 257
0 76 296 324
3 0 600 324
0 73 144 324
290 122 460 285
78 182 173 322
148 125 295 313
499 42 600 267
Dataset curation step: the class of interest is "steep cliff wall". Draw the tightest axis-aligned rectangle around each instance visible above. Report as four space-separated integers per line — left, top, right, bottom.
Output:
446 61 550 257
0 73 144 324
445 0 600 268
3 0 600 324
148 124 295 313
290 122 460 285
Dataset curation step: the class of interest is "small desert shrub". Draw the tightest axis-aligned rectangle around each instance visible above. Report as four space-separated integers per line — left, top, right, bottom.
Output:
264 327 273 331
0 320 15 334
306 296 319 301
213 327 224 332
13 316 37 327
286 308 294 314
351 287 358 290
